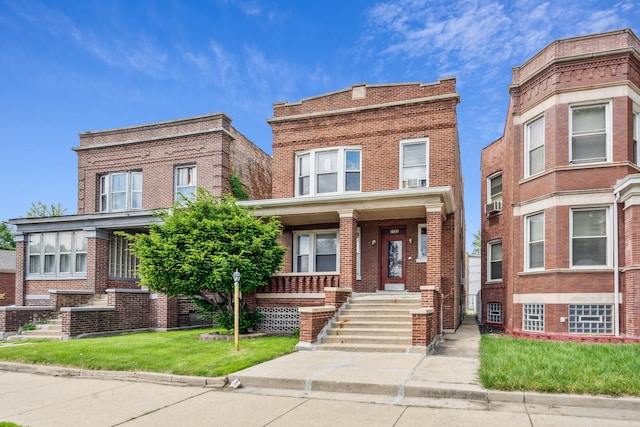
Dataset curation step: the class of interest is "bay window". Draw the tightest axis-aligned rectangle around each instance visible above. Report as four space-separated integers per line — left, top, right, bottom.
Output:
295 148 361 197
526 213 544 270
28 231 87 277
570 103 610 164
100 171 143 212
525 116 544 177
571 207 609 267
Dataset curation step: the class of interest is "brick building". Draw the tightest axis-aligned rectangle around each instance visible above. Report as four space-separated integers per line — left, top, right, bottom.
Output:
245 79 466 342
480 29 640 340
4 113 271 337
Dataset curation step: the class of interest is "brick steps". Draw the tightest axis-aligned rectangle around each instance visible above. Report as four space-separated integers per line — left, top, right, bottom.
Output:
315 292 420 353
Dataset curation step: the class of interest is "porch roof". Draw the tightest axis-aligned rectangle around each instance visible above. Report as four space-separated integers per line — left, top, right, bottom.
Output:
239 187 455 226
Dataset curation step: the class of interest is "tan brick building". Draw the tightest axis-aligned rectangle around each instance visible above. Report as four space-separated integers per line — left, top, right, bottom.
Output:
480 29 640 340
245 79 466 338
5 113 271 336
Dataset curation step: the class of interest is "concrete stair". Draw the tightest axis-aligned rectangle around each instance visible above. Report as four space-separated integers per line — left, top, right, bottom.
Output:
315 292 421 353
8 316 64 341
7 294 108 341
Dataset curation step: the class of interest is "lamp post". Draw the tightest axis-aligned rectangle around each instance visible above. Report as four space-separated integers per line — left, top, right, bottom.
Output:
232 269 241 351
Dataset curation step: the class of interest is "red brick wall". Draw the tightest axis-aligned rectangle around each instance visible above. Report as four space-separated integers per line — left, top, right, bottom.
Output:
76 113 271 214
0 272 15 306
481 30 640 337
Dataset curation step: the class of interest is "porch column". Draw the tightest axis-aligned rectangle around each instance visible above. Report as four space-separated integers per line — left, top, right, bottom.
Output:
425 205 443 288
338 210 359 289
85 229 109 294
13 233 26 306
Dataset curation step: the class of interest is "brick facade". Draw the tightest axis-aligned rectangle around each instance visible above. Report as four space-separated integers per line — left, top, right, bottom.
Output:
481 29 640 339
8 113 271 334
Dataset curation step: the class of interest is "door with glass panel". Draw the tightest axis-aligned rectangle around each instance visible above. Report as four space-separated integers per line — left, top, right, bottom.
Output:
380 228 406 291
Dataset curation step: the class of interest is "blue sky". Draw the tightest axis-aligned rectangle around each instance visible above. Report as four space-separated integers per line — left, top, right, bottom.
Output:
1 0 637 250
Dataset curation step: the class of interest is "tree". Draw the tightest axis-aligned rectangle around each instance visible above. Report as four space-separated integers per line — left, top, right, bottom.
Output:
0 222 15 250
122 189 285 333
26 201 67 218
471 229 481 255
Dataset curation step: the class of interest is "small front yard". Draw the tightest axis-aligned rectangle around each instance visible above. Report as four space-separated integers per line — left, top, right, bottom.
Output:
0 328 297 377
479 334 640 396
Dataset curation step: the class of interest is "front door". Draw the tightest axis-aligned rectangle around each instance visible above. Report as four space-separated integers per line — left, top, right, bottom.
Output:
380 228 406 291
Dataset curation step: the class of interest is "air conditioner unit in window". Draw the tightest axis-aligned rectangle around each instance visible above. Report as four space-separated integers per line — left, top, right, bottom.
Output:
404 178 427 188
485 200 503 215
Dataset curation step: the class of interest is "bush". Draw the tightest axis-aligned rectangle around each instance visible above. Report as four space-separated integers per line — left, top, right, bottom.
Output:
215 308 263 334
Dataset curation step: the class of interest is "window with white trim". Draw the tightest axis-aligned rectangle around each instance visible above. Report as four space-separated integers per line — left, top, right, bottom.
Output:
523 304 544 332
571 207 609 267
487 302 502 324
109 234 139 279
525 213 544 270
100 171 142 212
570 103 610 164
488 173 502 203
175 165 197 201
27 231 87 277
400 138 429 188
488 240 502 282
293 230 339 273
417 224 427 261
295 148 361 197
569 304 613 334
525 116 544 177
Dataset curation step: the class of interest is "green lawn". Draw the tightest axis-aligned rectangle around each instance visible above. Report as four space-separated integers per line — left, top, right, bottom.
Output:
0 329 297 377
479 334 640 396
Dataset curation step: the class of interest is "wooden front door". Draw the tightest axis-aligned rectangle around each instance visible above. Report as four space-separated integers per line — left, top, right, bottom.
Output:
380 227 406 291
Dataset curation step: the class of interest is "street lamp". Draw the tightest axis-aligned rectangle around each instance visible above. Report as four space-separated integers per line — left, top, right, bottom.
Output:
232 269 241 351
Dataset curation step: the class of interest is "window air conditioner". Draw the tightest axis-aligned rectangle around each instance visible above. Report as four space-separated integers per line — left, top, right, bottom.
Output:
485 200 503 215
404 178 427 188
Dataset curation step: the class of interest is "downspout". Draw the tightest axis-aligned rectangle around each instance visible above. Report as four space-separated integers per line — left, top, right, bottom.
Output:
613 190 621 337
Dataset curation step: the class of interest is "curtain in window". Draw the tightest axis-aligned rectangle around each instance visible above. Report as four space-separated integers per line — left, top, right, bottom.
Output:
528 214 544 269
572 209 606 265
316 152 338 193
402 143 427 180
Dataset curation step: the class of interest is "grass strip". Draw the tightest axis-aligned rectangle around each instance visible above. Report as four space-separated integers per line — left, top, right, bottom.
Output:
479 334 640 396
0 328 297 377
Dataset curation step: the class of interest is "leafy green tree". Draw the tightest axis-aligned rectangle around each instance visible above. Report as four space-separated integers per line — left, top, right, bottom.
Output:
122 189 285 333
26 201 67 217
0 222 15 250
471 229 481 255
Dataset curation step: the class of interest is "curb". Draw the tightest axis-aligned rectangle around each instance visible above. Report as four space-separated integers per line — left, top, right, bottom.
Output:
2 361 639 411
0 362 227 388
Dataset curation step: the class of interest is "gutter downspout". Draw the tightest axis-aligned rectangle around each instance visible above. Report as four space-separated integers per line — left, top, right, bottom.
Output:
613 190 621 337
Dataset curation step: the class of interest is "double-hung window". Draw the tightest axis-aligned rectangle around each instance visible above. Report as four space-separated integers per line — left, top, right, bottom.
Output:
525 116 544 176
27 231 87 277
293 230 339 272
571 207 609 267
488 174 502 203
570 103 610 164
526 213 544 270
295 148 361 197
487 240 502 282
417 224 427 261
400 138 428 188
100 171 142 212
175 165 197 201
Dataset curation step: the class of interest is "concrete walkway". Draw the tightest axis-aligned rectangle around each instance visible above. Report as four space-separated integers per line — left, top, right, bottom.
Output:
229 315 484 402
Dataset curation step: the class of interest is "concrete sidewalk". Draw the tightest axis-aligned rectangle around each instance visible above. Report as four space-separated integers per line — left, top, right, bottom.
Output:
229 315 640 411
